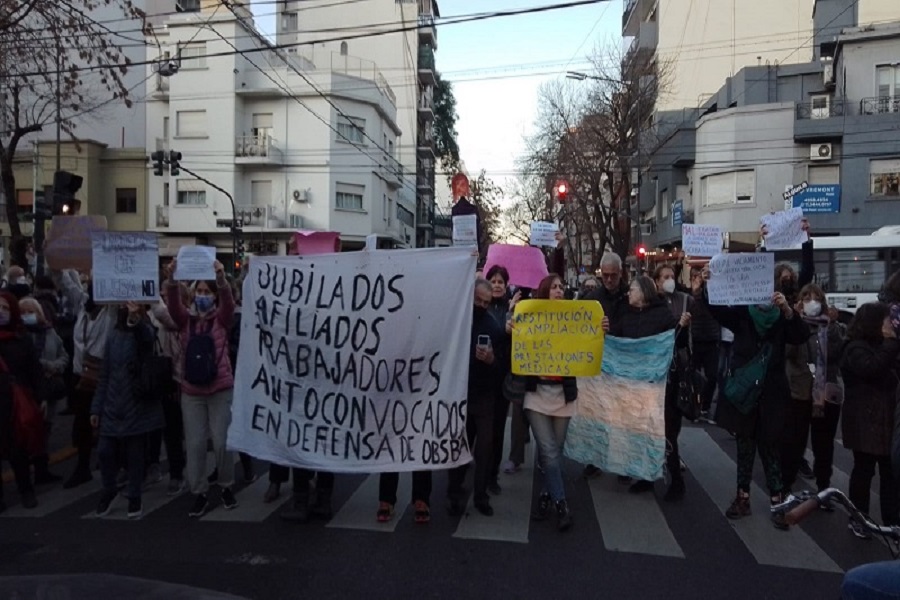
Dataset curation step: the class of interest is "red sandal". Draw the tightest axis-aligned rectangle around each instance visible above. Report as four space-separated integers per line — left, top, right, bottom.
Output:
414 500 431 524
376 501 394 522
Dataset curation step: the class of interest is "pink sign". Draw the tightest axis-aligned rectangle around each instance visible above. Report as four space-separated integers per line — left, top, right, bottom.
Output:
484 244 549 290
290 230 341 256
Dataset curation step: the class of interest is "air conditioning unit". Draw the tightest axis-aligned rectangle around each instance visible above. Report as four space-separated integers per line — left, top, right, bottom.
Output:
823 63 835 89
289 214 303 228
292 189 310 203
810 143 833 161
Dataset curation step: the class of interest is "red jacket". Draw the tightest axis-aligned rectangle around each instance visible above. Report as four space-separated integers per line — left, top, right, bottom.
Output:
165 276 235 397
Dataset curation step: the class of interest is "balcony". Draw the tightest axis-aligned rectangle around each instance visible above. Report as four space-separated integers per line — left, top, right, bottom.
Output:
235 134 283 166
417 171 434 191
418 45 436 87
324 52 396 106
380 159 404 190
418 13 437 49
794 98 847 142
156 205 169 228
417 203 434 229
417 129 436 157
418 87 434 121
859 96 900 115
622 0 653 36
234 204 293 231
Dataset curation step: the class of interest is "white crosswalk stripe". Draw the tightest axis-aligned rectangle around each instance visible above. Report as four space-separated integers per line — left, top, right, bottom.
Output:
0 424 880 573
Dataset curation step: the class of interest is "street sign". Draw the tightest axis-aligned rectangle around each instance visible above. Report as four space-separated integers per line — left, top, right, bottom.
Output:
672 199 683 227
786 184 841 214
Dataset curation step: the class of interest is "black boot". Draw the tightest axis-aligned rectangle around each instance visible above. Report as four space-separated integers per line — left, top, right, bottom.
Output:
310 488 333 520
281 488 311 523
531 492 552 521
34 455 62 485
555 499 573 532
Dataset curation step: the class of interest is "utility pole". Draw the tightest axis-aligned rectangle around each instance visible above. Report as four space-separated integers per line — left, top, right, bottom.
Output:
55 36 61 172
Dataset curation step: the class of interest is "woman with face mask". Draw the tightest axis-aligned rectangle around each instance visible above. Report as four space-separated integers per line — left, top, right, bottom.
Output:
781 284 846 507
164 259 237 518
19 298 68 485
0 291 43 512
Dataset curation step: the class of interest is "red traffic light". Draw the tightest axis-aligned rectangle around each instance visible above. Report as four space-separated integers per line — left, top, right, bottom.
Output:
636 244 647 257
555 180 569 202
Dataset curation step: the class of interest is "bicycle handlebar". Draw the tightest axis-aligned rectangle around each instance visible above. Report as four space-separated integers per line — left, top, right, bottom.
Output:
786 498 820 526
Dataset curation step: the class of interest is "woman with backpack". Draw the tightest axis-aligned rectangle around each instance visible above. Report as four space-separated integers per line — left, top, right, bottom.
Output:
164 259 237 518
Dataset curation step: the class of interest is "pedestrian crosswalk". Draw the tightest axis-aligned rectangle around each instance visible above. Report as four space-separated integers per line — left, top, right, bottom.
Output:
0 424 887 574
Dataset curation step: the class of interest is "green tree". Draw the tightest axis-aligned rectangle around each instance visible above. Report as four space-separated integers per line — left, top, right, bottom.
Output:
432 71 460 184
470 169 503 257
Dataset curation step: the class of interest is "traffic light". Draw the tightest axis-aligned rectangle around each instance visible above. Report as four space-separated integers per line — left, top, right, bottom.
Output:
554 180 569 203
636 244 648 259
169 150 182 176
150 150 165 177
52 170 83 216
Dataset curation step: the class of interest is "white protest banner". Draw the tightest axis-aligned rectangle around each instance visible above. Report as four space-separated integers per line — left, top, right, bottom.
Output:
452 214 478 246
228 247 476 473
91 232 160 303
761 207 808 250
707 252 775 306
174 245 216 281
529 221 559 248
681 224 723 257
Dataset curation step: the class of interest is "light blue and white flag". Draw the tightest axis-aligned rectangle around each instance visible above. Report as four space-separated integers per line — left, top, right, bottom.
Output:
564 330 675 481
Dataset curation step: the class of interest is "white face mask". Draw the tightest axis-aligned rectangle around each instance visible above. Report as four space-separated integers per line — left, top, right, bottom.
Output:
803 300 822 317
662 279 676 294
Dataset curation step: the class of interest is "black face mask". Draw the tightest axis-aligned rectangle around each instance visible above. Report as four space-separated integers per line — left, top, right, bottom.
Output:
473 306 487 321
8 283 31 299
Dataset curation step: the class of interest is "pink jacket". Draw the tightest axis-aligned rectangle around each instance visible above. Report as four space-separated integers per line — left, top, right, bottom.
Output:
165 275 235 397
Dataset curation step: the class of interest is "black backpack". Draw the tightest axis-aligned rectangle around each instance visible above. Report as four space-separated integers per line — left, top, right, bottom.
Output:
184 317 219 386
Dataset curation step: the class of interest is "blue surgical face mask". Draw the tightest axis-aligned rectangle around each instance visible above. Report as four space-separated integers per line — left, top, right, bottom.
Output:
194 295 215 313
22 313 38 326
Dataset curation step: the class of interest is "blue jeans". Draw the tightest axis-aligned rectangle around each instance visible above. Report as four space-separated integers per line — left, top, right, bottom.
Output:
98 434 146 501
526 410 569 502
842 561 900 600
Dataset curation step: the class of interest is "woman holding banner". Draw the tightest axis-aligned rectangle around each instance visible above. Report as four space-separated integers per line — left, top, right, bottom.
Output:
164 259 238 518
524 274 577 532
700 266 809 530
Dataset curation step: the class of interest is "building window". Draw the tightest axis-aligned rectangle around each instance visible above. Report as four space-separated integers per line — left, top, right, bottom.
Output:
180 42 207 69
337 116 365 144
176 110 206 137
251 113 273 141
340 41 348 56
701 170 755 206
870 159 900 197
810 95 830 119
335 183 364 211
876 65 900 102
176 179 206 205
808 164 839 185
163 182 170 207
660 188 669 219
282 11 298 32
115 188 137 213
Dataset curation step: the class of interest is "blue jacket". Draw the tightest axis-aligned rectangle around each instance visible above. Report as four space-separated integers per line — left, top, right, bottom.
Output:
91 317 164 438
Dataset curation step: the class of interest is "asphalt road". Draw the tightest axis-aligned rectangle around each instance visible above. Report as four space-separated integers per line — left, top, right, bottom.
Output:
0 421 895 600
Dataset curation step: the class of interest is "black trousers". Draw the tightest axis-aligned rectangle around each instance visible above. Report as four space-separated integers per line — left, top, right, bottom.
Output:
268 465 334 494
448 399 494 504
378 471 432 506
781 399 841 491
850 451 900 525
664 380 683 484
146 390 185 480
489 386 509 483
692 341 720 412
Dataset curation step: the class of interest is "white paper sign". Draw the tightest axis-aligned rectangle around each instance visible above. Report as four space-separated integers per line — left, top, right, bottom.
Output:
529 221 559 248
91 232 160 303
174 245 217 281
227 248 476 473
707 253 775 306
681 224 723 257
761 208 808 250
452 214 478 246
365 233 378 251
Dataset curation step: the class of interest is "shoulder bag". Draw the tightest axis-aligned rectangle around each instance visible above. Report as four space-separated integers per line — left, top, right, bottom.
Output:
722 343 773 415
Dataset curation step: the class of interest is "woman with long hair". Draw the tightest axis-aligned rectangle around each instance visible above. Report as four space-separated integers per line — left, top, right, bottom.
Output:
525 274 576 531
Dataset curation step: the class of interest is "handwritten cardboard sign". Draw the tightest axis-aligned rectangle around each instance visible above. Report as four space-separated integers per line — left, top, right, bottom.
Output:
511 300 604 377
707 253 775 306
681 224 723 257
452 214 478 246
227 247 476 472
91 232 160 303
174 245 217 281
761 208 807 250
483 244 549 290
530 221 559 248
44 215 108 272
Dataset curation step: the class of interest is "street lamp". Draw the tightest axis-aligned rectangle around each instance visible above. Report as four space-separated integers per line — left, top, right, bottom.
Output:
566 71 644 252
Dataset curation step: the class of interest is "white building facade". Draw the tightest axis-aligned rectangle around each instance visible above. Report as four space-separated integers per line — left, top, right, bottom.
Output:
145 3 409 258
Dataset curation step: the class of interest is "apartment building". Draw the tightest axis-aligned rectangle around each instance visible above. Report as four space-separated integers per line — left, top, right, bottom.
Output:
276 0 440 247
642 16 900 250
144 1 409 258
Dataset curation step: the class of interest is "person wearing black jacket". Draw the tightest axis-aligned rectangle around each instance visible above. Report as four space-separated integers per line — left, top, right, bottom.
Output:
611 274 686 498
700 267 810 530
584 252 628 325
447 279 505 517
688 266 721 421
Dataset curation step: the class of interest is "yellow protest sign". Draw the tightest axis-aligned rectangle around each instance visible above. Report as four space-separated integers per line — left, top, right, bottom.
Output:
511 300 605 377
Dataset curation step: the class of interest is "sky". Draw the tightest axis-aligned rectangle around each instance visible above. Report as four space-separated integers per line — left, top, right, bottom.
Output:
251 0 622 198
